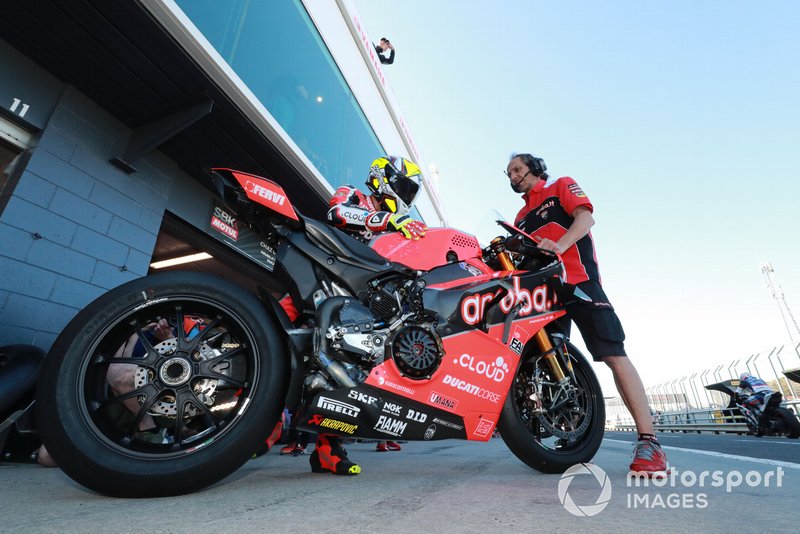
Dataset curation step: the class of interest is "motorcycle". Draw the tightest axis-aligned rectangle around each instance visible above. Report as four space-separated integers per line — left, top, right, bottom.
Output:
705 379 800 438
37 168 605 497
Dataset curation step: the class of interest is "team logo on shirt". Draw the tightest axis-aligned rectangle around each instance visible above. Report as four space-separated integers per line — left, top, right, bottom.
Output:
567 183 586 198
535 200 554 219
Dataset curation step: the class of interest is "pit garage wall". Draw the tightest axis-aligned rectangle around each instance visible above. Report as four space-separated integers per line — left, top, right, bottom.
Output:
0 42 220 350
0 1 374 355
0 89 164 348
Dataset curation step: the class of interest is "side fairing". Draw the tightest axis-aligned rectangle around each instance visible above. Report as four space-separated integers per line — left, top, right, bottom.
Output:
212 167 299 221
423 261 565 337
299 386 468 441
361 324 519 441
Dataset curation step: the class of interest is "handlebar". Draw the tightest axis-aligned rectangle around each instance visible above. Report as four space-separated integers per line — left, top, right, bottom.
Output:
483 219 559 271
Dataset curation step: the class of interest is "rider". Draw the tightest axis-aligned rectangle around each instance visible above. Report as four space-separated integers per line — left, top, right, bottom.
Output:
327 156 427 242
736 372 775 436
307 156 427 476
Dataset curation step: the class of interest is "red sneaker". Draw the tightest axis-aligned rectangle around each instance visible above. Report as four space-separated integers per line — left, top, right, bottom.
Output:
280 442 297 455
310 435 361 475
386 441 402 451
375 442 389 452
629 439 670 475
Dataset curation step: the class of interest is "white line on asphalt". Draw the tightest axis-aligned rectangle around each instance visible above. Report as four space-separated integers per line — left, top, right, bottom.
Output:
734 439 800 445
603 438 800 470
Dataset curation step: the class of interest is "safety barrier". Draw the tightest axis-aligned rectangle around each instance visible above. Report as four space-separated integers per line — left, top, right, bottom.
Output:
606 342 800 434
608 400 800 435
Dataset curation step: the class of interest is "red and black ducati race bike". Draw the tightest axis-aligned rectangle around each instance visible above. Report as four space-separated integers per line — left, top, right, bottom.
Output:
37 169 605 497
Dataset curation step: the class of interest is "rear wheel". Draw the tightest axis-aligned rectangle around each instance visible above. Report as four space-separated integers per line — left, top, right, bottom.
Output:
498 339 604 473
37 271 288 497
772 407 800 438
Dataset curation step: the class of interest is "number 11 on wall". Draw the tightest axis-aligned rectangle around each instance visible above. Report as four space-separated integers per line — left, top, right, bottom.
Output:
9 98 30 118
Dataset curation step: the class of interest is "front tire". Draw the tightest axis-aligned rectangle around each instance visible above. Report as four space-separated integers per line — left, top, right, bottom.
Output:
37 271 288 497
498 340 604 473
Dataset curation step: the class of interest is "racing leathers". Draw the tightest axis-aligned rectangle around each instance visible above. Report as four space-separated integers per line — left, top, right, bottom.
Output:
326 184 426 241
735 375 773 415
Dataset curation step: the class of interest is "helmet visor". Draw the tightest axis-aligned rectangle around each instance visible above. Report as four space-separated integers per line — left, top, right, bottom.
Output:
388 173 420 206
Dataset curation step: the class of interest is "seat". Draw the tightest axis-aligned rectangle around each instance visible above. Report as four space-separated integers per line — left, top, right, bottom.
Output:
302 215 393 268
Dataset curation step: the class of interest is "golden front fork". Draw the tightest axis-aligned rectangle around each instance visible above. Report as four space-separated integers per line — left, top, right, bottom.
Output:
493 239 516 271
496 245 570 382
533 330 567 381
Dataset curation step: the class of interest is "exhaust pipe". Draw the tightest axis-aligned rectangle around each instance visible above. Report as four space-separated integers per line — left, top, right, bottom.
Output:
314 297 356 388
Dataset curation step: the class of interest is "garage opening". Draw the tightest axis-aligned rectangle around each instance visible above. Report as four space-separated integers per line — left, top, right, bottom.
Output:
148 212 286 298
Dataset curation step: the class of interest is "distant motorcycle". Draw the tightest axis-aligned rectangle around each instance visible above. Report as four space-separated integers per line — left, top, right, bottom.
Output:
736 391 800 438
706 380 800 438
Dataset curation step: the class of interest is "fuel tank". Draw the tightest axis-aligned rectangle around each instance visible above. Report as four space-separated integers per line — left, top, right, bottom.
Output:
370 227 484 271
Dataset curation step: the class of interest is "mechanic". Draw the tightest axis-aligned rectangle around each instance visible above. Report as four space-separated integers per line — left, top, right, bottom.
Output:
506 152 668 475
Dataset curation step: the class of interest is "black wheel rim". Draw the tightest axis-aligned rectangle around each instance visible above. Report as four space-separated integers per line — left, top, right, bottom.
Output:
77 296 261 459
511 351 597 453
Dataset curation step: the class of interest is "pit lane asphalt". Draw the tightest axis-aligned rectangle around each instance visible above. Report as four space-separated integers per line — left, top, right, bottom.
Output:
3 433 799 533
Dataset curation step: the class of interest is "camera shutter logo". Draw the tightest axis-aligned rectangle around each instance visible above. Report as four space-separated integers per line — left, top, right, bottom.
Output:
558 463 612 517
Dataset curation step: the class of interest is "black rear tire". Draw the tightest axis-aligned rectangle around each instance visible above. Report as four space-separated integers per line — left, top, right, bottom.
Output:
773 407 800 438
498 340 605 473
37 271 288 497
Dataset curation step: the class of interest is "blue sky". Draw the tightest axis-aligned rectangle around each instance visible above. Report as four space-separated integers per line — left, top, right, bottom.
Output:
356 0 800 399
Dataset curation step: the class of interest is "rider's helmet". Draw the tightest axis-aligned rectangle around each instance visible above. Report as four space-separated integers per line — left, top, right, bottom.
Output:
740 372 752 382
366 156 422 215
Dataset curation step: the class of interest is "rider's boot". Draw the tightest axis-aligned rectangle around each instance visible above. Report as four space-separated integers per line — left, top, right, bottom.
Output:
280 442 297 455
310 435 361 475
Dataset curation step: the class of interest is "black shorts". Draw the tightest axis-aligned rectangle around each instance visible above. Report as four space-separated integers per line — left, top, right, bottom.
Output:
551 280 626 360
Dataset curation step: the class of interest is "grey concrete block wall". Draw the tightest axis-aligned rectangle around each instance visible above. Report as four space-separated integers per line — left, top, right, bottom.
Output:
0 85 176 350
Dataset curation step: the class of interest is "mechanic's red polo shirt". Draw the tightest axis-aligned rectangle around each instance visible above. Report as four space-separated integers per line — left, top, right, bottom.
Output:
514 176 600 284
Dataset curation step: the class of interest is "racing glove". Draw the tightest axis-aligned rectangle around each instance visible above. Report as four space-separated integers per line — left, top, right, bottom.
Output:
387 214 427 240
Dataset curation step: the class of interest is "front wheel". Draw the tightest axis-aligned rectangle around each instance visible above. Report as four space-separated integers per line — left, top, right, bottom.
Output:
498 339 604 473
37 271 288 497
